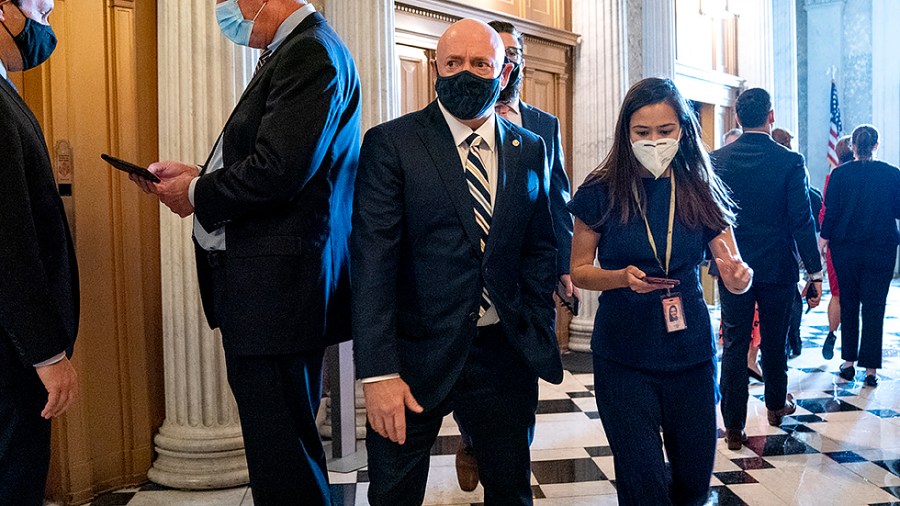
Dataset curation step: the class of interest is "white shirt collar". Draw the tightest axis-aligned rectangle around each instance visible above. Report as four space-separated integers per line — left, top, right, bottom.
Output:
0 59 8 81
267 3 316 53
437 100 497 153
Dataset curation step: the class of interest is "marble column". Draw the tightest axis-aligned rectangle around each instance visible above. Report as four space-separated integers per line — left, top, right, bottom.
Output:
872 0 900 168
772 0 799 142
149 0 258 489
804 0 844 183
569 0 629 352
318 0 399 444
641 0 676 80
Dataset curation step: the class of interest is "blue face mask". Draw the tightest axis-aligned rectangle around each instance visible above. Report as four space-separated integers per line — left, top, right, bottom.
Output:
1 3 57 70
435 70 502 121
216 0 267 47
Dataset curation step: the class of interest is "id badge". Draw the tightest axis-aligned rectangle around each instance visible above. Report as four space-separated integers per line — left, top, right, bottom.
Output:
662 292 687 333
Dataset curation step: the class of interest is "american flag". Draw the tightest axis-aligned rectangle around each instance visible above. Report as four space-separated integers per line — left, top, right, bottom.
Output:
826 81 843 168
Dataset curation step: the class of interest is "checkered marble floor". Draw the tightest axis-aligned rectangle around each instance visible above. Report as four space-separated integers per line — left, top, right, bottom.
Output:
90 281 900 506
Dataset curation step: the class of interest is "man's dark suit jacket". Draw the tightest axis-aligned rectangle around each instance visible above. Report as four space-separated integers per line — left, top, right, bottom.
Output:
520 102 572 275
0 77 79 367
711 132 822 283
352 101 563 410
193 13 360 356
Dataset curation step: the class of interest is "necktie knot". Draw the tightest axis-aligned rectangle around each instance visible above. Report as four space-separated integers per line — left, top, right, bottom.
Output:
465 133 482 150
254 49 273 76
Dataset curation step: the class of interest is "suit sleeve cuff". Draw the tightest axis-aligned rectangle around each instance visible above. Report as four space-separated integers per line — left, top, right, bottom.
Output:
188 176 199 207
360 373 401 384
34 352 65 368
807 271 824 281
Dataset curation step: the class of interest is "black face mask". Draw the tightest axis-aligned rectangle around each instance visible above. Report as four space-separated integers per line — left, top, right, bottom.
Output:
498 59 522 103
435 70 502 120
1 4 57 70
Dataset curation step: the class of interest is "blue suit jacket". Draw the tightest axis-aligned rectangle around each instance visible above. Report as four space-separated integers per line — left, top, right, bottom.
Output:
352 101 563 409
711 133 822 284
0 76 79 367
520 102 572 275
193 13 361 355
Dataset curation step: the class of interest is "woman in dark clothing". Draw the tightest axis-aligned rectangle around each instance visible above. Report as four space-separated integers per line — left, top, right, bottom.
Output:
568 78 752 506
820 125 900 387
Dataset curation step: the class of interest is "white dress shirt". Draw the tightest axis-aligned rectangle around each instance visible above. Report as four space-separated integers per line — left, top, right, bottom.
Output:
189 3 317 251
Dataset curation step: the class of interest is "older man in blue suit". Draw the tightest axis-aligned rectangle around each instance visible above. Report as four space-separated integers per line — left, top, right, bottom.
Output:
352 18 562 506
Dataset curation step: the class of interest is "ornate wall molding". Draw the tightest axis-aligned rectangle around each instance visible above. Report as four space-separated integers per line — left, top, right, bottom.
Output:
397 0 579 47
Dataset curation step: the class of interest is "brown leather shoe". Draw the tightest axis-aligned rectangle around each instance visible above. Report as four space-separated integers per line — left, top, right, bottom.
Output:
455 444 479 492
767 393 797 427
724 428 748 450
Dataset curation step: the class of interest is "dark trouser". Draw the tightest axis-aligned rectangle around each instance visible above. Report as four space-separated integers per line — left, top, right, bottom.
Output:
212 261 330 506
366 324 538 506
719 282 795 428
787 288 803 355
0 337 51 506
593 357 716 506
830 244 895 369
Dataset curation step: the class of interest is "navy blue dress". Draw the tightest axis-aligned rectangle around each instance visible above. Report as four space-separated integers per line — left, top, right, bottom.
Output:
567 177 721 372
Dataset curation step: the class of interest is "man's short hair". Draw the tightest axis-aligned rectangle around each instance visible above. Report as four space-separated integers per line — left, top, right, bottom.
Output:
722 128 742 145
735 88 772 129
488 20 524 49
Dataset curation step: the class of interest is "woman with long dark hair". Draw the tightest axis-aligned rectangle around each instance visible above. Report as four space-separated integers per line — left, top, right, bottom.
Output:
568 78 752 505
820 124 900 387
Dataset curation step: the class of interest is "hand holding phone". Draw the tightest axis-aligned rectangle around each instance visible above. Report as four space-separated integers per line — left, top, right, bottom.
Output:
101 154 161 183
642 276 680 287
556 280 579 316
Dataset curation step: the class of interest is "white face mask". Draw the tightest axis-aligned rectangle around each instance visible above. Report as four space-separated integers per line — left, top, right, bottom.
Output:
631 138 680 179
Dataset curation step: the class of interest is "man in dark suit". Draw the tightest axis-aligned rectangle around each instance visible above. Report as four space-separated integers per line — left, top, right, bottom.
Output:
450 19 576 493
489 20 574 293
131 1 360 503
352 18 562 506
711 88 822 450
0 1 80 504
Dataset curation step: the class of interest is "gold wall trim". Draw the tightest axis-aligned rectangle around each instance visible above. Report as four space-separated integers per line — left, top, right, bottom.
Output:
396 0 579 47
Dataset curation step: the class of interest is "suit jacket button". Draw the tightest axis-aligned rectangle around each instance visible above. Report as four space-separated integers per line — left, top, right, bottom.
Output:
468 312 479 322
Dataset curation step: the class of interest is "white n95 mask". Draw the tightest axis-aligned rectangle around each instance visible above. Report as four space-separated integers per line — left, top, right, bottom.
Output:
631 138 680 179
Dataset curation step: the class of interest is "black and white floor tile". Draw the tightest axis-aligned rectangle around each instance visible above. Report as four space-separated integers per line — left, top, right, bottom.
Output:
90 281 900 505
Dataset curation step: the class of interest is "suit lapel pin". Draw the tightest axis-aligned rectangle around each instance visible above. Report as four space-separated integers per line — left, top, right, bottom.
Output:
512 139 520 147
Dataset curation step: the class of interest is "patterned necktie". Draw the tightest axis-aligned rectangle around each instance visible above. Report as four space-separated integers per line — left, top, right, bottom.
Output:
254 49 272 76
464 133 493 316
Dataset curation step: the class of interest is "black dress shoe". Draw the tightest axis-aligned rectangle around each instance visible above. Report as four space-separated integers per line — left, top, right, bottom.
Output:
768 393 797 427
747 367 764 382
823 331 837 360
838 364 856 381
725 428 748 450
455 444 479 492
864 375 878 387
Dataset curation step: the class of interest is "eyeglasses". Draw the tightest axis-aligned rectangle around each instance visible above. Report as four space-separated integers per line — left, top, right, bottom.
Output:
505 46 523 62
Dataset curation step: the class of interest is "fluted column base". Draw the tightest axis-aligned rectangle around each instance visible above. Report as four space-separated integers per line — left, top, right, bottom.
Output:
147 423 248 489
320 382 367 440
568 322 593 353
